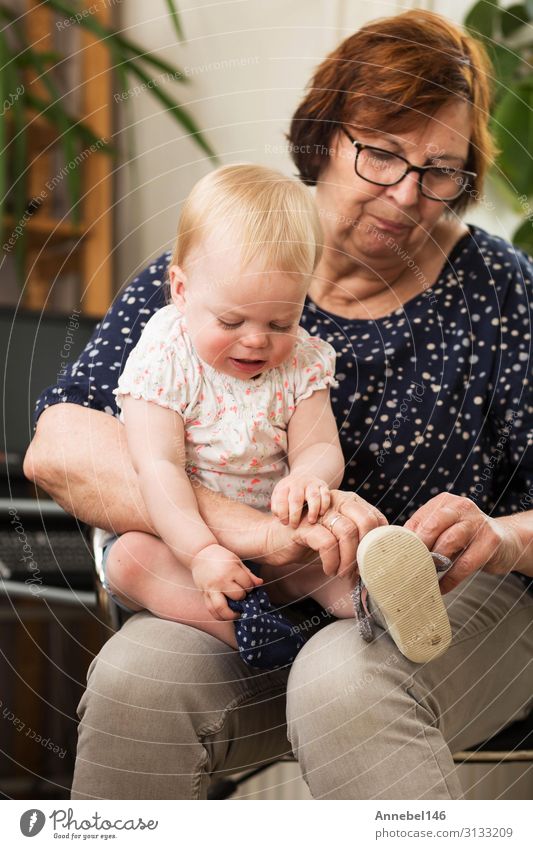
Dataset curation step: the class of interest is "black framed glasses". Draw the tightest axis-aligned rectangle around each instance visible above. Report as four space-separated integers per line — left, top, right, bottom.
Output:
341 128 477 202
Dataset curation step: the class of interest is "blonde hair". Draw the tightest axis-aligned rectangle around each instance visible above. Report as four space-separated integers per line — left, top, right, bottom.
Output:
170 164 323 277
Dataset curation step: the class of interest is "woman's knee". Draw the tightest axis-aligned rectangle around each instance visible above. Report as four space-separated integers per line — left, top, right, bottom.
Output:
286 620 408 746
81 612 266 721
74 614 237 799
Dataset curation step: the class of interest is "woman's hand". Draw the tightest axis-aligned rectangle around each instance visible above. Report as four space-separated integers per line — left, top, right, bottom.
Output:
403 492 523 593
191 544 263 621
318 490 389 577
262 489 388 579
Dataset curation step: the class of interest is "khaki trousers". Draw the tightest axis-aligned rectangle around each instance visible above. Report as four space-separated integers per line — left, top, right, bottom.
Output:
71 572 533 799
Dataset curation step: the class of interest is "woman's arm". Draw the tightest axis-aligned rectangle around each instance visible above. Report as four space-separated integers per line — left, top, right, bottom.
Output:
24 403 272 557
25 403 382 575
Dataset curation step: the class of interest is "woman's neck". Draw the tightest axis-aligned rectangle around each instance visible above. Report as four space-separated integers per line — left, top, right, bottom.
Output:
310 220 467 320
309 249 417 319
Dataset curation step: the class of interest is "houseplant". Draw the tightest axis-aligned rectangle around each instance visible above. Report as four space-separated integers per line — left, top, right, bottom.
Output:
0 0 216 278
465 0 533 252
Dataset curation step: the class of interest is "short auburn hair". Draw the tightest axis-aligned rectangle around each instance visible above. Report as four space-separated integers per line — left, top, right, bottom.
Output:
288 9 495 212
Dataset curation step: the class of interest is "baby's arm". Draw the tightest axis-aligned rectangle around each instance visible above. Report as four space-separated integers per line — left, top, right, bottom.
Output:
120 396 262 617
271 388 345 527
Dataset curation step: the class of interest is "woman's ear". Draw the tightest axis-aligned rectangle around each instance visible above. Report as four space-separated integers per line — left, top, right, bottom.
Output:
168 265 187 312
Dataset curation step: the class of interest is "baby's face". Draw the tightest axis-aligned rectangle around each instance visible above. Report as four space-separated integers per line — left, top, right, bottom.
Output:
169 237 309 380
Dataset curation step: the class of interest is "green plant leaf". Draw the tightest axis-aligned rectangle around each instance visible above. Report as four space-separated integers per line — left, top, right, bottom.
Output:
7 1 214 170
486 42 522 102
0 7 62 70
23 59 81 224
512 216 533 253
526 0 533 20
6 52 28 284
492 80 533 196
3 49 113 154
126 61 218 161
486 168 524 210
2 6 84 222
44 0 189 81
0 0 215 282
16 50 62 67
501 4 530 35
24 93 114 152
465 0 501 38
164 0 184 41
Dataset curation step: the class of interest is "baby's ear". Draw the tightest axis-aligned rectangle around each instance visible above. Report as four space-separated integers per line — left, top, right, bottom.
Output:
168 265 187 312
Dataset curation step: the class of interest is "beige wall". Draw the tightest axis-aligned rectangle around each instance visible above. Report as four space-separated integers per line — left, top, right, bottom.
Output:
115 0 349 285
114 0 517 289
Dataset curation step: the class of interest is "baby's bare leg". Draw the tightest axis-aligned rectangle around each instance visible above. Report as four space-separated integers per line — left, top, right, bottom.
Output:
261 558 356 618
105 531 237 647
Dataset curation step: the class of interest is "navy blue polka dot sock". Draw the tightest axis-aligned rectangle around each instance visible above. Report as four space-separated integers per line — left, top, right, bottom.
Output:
227 586 307 670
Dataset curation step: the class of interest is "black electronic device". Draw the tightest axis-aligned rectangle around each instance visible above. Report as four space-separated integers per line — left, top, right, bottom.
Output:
0 307 98 591
0 498 95 591
0 306 96 486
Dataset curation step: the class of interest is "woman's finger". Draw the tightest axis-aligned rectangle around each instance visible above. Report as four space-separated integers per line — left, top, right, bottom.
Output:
415 504 464 551
437 539 486 594
335 493 386 534
432 520 475 563
404 494 465 549
435 518 509 593
294 522 340 577
323 512 358 578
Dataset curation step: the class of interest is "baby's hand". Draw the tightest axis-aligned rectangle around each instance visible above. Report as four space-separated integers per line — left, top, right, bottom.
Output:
191 544 263 621
271 474 331 528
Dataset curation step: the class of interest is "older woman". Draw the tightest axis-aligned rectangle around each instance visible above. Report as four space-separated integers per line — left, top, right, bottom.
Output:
26 10 532 799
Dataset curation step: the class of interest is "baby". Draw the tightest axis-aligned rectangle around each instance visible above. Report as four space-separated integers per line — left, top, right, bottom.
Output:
103 164 452 669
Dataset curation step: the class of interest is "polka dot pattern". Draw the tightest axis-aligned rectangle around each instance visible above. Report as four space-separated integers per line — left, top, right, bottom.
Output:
227 574 306 669
33 226 533 591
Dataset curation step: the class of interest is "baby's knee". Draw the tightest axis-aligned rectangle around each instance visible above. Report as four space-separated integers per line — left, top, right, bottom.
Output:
106 531 155 589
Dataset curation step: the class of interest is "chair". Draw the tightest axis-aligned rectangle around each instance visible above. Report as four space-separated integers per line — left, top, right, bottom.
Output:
90 529 533 799
452 714 533 764
207 715 533 798
92 528 132 631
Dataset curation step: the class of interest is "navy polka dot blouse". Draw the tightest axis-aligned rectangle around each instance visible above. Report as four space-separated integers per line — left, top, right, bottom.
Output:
34 225 533 587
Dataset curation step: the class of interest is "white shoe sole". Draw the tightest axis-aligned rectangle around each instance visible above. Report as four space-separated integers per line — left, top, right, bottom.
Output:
357 526 452 663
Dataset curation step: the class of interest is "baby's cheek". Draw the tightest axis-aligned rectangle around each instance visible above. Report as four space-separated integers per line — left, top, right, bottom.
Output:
197 329 233 365
274 336 297 365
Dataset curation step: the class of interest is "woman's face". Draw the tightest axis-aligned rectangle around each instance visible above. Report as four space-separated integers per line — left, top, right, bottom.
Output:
315 99 473 269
